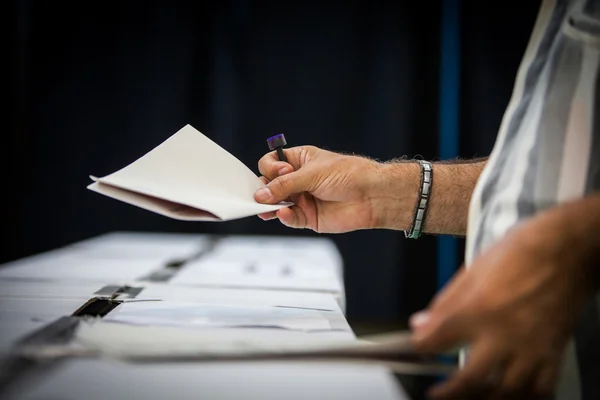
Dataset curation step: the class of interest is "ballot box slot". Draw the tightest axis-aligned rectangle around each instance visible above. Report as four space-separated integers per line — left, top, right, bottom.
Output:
138 235 222 282
93 284 144 299
71 297 121 318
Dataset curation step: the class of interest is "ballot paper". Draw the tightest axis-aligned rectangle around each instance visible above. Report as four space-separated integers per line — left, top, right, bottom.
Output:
69 321 455 376
135 284 342 313
212 236 343 269
87 124 291 221
169 258 343 293
104 301 333 332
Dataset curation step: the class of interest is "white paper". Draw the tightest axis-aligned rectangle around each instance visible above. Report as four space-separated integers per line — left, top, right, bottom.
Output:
75 321 357 358
207 236 344 280
181 257 335 280
104 301 332 332
0 255 161 283
72 321 428 368
87 124 290 221
169 258 343 293
136 284 342 312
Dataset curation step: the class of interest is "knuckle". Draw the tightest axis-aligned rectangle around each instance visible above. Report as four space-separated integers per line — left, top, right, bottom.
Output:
271 177 288 194
290 211 300 227
258 162 275 178
306 145 321 155
299 145 319 161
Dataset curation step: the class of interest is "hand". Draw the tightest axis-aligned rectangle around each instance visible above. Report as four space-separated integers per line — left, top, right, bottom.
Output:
254 146 411 233
409 218 592 399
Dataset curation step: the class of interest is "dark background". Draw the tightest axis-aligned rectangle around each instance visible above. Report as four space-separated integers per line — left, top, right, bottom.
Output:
7 0 541 330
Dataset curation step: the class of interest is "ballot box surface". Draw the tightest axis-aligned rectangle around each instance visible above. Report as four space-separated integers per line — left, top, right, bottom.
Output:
2 359 410 400
0 232 415 400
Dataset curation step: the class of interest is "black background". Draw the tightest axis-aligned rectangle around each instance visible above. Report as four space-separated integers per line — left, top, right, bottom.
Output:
7 0 541 328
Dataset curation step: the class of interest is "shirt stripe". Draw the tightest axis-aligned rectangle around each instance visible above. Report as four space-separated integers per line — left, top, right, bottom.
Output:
464 0 600 398
465 0 566 260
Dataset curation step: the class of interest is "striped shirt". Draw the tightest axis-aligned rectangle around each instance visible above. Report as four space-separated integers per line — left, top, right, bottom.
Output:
465 0 600 398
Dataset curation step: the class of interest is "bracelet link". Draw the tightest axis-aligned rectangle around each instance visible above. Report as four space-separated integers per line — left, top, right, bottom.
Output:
405 160 433 239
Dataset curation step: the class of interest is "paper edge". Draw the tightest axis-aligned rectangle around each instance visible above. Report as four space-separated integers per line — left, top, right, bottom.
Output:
87 181 222 222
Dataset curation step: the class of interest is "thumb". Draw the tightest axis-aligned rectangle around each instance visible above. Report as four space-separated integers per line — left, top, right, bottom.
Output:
410 309 468 355
255 170 314 203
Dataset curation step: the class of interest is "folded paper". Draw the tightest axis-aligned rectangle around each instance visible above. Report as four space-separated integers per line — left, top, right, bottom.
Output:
88 125 290 221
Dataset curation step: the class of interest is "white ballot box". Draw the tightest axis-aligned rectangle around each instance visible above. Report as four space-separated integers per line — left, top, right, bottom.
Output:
2 359 410 400
0 232 416 400
0 232 345 309
69 231 346 310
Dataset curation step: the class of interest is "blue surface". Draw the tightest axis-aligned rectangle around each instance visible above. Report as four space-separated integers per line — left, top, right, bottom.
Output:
437 0 461 290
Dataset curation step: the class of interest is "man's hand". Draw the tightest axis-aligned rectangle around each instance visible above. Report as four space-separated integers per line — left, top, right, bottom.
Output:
255 146 486 235
409 216 595 399
254 146 419 233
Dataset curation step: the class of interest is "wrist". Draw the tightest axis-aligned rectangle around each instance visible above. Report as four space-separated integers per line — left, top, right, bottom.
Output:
368 161 421 230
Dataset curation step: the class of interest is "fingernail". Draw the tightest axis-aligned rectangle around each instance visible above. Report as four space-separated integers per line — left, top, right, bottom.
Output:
410 311 430 329
278 167 289 176
255 187 272 202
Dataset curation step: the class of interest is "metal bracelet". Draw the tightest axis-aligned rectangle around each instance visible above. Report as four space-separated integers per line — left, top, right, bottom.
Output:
404 160 432 239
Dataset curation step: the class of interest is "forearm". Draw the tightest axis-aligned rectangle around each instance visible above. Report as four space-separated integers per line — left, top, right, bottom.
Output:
371 158 487 235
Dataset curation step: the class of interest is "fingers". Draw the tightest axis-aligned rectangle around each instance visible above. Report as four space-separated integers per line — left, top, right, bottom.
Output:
257 203 310 228
258 159 294 181
498 358 537 395
485 359 554 400
256 154 316 204
258 146 315 180
428 340 503 399
410 274 473 354
426 346 556 399
410 309 469 355
428 266 471 311
276 206 309 229
258 211 277 221
533 364 559 398
255 170 315 204
257 176 281 221
256 162 312 228
256 177 276 218
257 208 309 227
